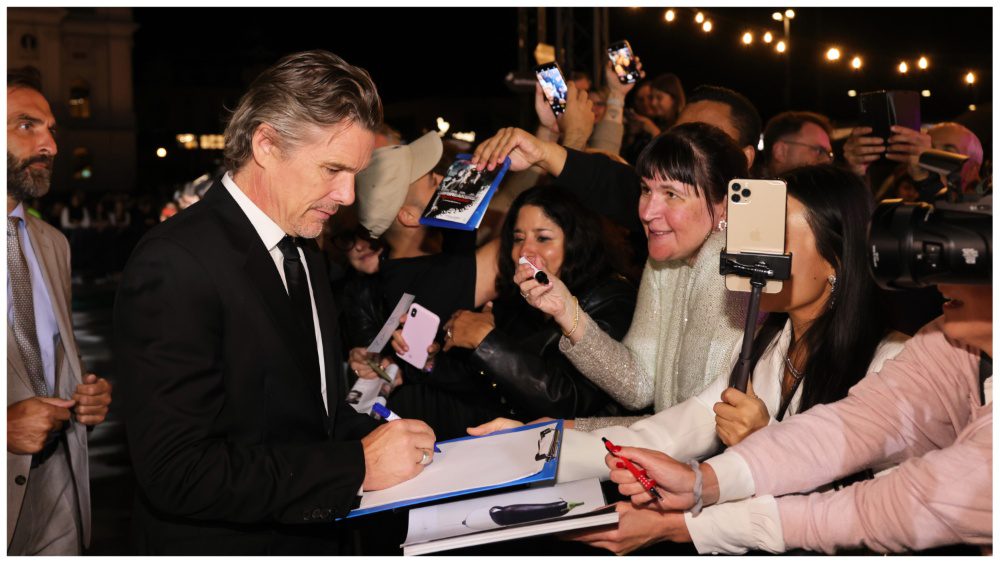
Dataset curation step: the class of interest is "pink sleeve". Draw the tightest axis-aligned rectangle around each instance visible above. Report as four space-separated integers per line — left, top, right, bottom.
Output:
732 319 981 498
777 407 992 553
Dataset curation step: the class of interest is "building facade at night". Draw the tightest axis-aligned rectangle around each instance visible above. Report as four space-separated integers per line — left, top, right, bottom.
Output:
7 7 137 194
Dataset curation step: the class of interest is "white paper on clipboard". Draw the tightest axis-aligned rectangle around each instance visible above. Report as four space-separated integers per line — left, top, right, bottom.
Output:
356 422 557 511
367 293 415 353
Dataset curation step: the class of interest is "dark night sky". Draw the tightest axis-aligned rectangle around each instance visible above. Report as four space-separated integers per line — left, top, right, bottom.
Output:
131 6 992 189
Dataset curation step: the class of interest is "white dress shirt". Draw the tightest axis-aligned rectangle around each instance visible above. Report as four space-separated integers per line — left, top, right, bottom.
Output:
221 173 328 413
7 203 60 394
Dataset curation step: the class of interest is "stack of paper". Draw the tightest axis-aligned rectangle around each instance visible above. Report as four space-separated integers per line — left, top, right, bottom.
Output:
402 478 618 555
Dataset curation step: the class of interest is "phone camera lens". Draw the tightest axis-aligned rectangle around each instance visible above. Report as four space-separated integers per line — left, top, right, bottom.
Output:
742 189 752 197
410 308 417 317
731 194 742 203
732 183 741 191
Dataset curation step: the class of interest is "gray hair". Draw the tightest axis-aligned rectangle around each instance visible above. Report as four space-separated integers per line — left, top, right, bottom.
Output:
223 49 382 172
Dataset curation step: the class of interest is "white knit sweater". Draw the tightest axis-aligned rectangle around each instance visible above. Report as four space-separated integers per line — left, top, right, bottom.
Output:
562 231 747 429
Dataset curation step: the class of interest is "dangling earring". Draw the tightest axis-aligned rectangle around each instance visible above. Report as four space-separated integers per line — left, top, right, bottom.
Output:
827 273 838 308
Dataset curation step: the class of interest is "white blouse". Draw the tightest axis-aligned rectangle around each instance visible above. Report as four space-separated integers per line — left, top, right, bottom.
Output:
556 320 909 553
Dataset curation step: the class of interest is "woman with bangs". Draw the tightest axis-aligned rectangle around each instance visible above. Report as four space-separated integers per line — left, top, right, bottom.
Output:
471 122 749 430
562 165 908 555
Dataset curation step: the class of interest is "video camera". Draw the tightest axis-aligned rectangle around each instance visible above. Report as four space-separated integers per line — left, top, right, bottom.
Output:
869 145 991 289
868 196 991 290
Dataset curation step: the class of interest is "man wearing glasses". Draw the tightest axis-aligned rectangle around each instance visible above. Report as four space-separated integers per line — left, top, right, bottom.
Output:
760 111 835 176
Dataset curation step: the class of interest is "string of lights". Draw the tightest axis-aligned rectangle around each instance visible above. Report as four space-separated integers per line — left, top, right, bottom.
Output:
655 7 981 91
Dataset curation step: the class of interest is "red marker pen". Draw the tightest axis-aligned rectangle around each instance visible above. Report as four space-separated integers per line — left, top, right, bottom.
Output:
602 437 662 500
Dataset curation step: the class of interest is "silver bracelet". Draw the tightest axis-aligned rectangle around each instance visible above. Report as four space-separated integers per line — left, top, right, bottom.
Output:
688 459 704 517
606 97 625 108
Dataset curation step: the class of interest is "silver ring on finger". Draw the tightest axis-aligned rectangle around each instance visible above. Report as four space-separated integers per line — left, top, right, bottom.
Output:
446 328 453 340
418 449 432 466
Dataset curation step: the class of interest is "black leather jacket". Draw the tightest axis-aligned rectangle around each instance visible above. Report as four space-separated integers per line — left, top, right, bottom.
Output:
426 273 641 421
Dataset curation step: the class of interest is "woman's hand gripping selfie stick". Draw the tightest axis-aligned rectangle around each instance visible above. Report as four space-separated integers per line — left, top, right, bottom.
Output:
719 251 793 392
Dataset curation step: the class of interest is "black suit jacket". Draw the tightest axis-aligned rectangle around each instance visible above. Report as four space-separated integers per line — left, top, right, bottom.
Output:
114 182 379 554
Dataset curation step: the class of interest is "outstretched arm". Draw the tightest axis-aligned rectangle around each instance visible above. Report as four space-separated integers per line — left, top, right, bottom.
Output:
776 411 991 554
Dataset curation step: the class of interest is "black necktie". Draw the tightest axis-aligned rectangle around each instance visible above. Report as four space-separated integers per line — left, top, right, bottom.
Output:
277 236 320 375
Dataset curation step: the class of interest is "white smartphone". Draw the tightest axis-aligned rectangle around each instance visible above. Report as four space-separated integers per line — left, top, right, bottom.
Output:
724 178 788 293
398 303 441 369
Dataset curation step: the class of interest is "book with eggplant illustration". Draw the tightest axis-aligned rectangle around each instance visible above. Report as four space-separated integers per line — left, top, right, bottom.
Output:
462 499 586 530
402 478 617 555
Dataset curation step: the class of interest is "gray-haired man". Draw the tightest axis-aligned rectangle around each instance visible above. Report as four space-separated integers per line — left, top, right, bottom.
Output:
114 50 435 555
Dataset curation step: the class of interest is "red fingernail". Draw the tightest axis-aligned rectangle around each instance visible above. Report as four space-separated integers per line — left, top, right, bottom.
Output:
616 462 625 469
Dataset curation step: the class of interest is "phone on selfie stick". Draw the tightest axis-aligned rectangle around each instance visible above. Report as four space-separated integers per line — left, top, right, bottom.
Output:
534 62 569 116
607 40 640 84
724 179 788 294
720 178 792 393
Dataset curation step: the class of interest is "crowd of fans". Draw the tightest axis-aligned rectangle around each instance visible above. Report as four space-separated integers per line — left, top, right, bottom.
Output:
324 57 990 556
19 174 217 282
19 190 154 281
41 46 990 556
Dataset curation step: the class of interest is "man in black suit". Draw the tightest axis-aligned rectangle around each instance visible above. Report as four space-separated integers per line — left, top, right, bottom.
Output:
114 50 436 555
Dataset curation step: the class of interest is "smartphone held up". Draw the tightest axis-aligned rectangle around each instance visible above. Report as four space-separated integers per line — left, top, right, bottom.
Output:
858 90 921 159
534 62 569 116
607 40 640 84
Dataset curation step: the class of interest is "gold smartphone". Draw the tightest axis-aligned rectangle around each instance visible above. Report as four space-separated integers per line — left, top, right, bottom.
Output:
724 178 787 293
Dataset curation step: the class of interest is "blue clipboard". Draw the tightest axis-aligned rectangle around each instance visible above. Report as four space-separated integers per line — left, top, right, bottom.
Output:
346 419 563 519
418 154 511 231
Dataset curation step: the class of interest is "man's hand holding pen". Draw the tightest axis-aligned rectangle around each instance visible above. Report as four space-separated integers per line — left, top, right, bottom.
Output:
361 418 437 491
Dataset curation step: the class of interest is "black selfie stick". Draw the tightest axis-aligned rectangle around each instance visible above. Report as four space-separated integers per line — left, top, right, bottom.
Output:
719 251 792 393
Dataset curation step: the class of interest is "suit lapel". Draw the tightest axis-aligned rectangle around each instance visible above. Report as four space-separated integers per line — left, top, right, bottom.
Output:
208 184 327 417
23 216 81 386
7 324 35 394
303 241 342 422
242 247 324 391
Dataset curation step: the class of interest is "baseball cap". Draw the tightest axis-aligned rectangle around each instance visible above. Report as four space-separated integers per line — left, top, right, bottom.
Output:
356 131 443 237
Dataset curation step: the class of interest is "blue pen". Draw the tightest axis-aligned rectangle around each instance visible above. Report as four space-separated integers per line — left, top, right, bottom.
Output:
370 402 400 421
371 403 441 453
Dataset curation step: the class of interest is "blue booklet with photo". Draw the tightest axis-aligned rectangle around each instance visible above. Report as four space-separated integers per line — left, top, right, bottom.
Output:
346 419 563 519
418 153 511 231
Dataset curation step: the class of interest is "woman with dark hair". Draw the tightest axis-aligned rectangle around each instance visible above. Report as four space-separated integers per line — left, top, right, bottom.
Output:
556 165 909 554
622 74 686 164
378 186 640 440
470 122 749 435
641 73 686 134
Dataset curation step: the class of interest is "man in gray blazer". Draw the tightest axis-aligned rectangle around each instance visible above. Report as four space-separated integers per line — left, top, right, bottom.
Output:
7 66 113 555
